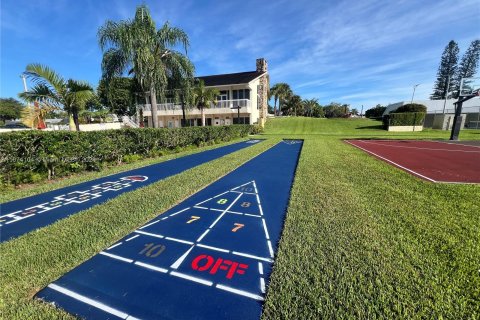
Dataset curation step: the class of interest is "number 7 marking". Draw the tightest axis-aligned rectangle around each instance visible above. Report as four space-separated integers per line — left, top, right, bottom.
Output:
232 223 244 232
187 216 200 224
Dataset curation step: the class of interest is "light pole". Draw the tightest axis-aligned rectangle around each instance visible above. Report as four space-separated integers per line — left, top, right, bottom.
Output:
410 84 420 104
20 74 28 92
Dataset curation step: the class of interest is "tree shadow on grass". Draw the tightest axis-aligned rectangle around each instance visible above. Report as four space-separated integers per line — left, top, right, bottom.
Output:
355 125 384 130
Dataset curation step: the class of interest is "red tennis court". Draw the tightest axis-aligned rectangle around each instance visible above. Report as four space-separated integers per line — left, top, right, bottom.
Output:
345 140 480 183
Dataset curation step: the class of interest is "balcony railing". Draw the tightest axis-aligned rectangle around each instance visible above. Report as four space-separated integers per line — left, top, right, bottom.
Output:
141 99 251 114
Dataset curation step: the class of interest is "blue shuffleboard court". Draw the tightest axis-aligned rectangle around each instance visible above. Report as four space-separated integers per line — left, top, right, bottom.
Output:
35 140 303 320
0 140 262 243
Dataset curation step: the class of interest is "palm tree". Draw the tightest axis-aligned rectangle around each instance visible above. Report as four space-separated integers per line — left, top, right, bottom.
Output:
270 83 292 116
302 98 320 117
193 80 219 126
98 4 194 128
19 64 93 131
269 84 280 116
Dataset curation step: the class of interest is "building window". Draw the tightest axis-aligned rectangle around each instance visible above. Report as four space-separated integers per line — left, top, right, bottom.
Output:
218 91 229 100
232 89 250 100
232 117 250 124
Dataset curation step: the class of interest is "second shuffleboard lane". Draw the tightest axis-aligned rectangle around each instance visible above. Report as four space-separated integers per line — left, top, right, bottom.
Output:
0 139 263 243
35 140 303 320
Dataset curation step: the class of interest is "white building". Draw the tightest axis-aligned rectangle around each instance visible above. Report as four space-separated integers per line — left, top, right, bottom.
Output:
383 98 480 129
140 58 269 128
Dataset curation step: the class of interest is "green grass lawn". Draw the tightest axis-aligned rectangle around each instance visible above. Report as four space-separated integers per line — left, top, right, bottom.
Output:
1 118 479 319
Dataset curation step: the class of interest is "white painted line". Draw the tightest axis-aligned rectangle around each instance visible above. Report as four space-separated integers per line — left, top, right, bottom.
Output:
232 251 272 263
107 242 123 250
161 216 169 220
195 197 213 206
262 219 270 240
208 193 244 230
430 140 480 149
212 191 229 199
253 181 259 194
134 261 168 273
267 240 274 258
99 251 133 263
171 246 195 269
256 194 261 205
197 244 229 253
216 284 264 301
230 190 242 194
165 237 194 245
48 283 130 319
197 229 210 242
170 271 213 286
194 206 209 210
226 210 243 215
360 140 480 153
345 140 437 182
260 278 266 293
125 235 139 242
169 207 190 217
258 203 264 216
258 262 264 275
244 213 262 218
139 220 160 230
126 316 142 320
5 214 35 224
0 210 22 218
208 208 223 212
134 230 164 239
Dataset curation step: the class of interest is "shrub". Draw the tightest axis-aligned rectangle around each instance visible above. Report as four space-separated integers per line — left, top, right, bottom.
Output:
382 112 426 128
0 125 256 185
394 103 427 114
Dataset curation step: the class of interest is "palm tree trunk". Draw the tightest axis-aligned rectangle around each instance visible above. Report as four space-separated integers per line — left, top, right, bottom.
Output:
68 114 76 131
150 87 158 128
73 111 80 131
274 98 278 116
181 96 187 127
201 107 205 126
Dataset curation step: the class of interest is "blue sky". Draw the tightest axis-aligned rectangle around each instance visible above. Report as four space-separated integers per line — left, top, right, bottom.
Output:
1 0 479 110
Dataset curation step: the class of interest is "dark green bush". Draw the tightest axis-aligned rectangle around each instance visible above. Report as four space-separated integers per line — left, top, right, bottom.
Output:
394 103 427 113
382 112 426 128
0 125 256 185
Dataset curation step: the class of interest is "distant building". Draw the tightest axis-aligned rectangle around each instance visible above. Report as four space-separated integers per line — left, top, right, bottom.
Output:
140 58 269 128
383 99 480 129
383 98 480 115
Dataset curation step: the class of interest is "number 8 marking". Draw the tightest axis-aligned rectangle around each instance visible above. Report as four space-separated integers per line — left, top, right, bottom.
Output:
241 202 251 208
217 199 228 204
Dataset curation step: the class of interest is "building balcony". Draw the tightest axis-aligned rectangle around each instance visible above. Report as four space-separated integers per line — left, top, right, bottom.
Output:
141 99 252 117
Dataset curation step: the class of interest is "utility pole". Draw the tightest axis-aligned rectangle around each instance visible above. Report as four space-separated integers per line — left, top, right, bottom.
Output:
410 84 420 104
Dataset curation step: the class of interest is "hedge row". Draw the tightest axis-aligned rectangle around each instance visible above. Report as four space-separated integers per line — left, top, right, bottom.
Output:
0 125 261 185
382 112 426 128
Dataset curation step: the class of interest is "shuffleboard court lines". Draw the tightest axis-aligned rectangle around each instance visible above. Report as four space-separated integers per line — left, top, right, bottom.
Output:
0 140 262 242
36 139 303 320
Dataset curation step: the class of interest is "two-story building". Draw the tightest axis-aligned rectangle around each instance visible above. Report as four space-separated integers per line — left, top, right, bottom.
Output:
140 58 269 128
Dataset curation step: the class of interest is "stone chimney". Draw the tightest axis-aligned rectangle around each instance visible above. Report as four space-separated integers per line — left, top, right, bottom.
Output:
256 58 268 72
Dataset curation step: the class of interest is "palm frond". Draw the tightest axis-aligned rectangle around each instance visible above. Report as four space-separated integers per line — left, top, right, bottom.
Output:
23 63 66 94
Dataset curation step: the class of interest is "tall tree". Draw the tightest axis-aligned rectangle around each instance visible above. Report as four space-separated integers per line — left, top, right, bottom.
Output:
453 39 480 97
302 98 320 117
0 98 24 122
269 83 292 116
193 80 219 126
19 64 93 131
98 4 194 128
97 77 135 115
283 94 302 116
431 40 459 100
